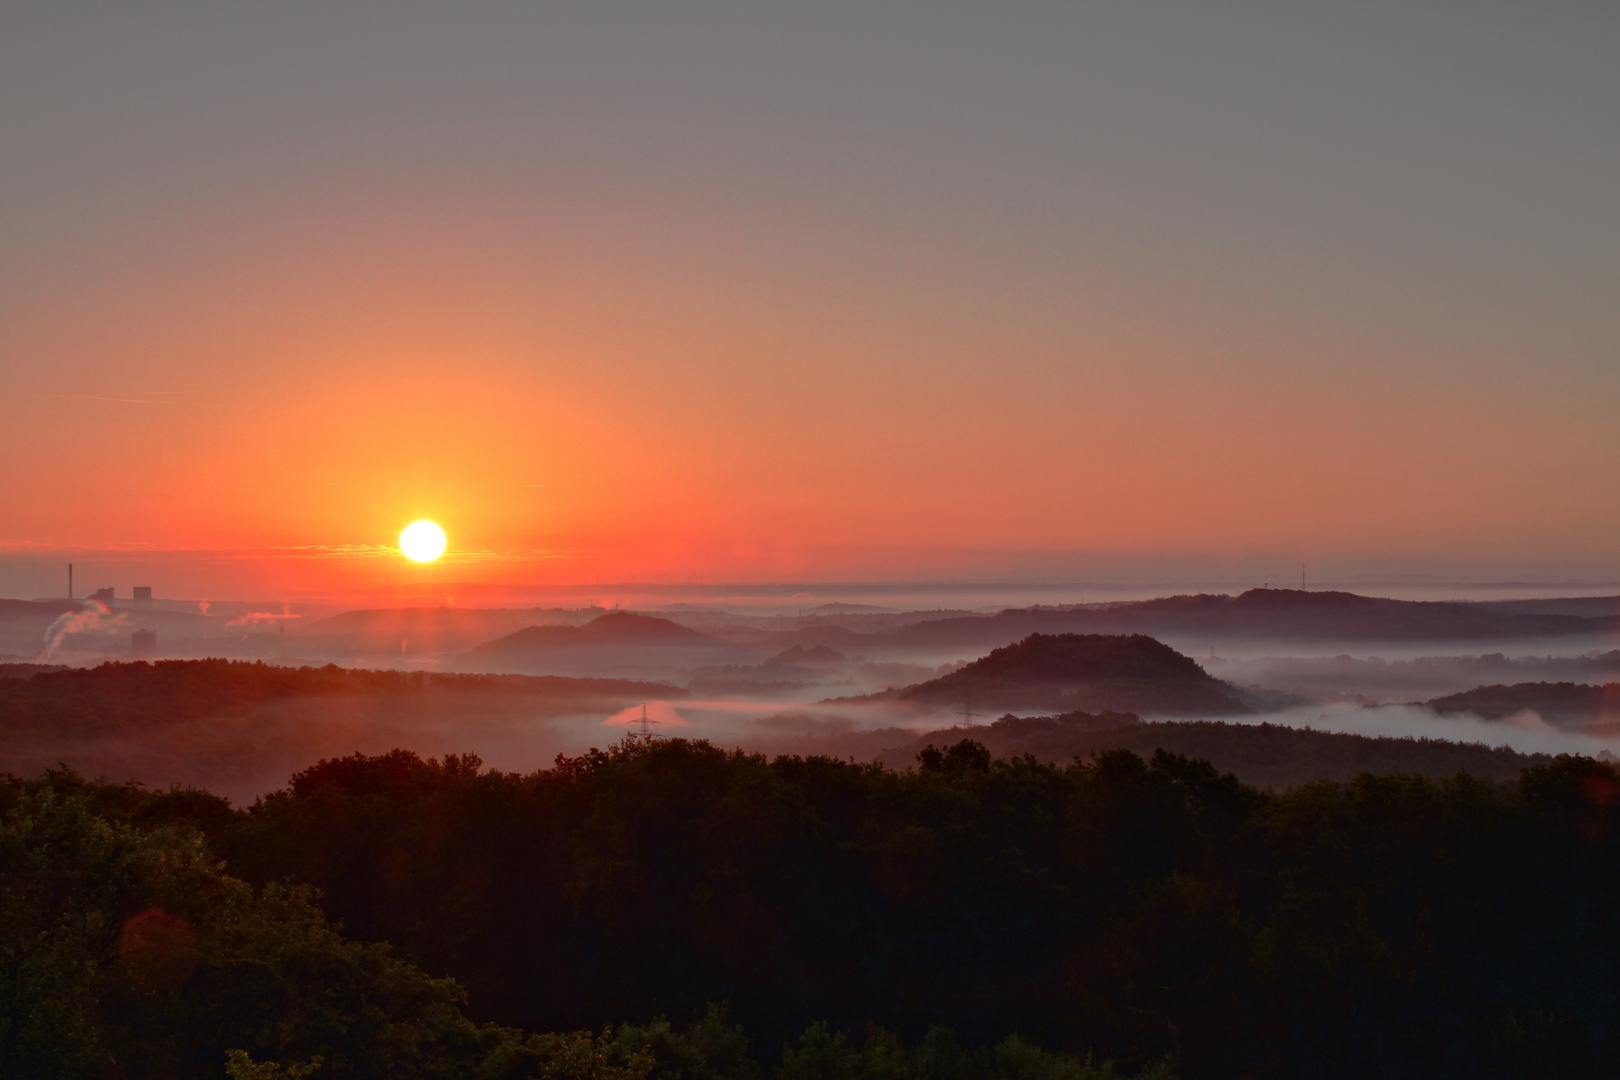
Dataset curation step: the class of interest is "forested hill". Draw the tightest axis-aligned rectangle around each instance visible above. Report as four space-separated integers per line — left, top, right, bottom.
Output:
0 658 685 732
0 663 67 679
1423 681 1620 726
865 712 1551 788
467 611 718 652
0 659 688 800
862 633 1248 716
881 588 1610 648
456 611 754 674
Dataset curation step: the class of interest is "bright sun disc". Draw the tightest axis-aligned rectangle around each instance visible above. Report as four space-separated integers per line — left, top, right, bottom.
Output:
399 520 447 563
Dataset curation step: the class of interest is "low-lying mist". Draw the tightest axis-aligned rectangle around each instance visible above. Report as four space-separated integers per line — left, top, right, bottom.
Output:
8 662 1618 805
1206 648 1620 703
9 585 1620 803
1219 701 1620 760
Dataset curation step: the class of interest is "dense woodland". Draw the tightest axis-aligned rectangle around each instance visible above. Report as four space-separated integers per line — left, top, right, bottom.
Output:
6 735 1620 1078
867 714 1553 787
1424 681 1620 726
0 660 685 735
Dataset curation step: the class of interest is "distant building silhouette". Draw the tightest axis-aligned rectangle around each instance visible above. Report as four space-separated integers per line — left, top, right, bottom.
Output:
131 629 157 656
91 587 114 605
133 586 152 606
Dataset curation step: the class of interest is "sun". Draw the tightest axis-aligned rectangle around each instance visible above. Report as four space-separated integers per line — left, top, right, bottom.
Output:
399 520 447 563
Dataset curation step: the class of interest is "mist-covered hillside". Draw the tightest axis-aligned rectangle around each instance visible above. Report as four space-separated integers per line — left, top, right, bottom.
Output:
291 604 600 657
0 659 683 801
1423 681 1620 728
456 611 765 678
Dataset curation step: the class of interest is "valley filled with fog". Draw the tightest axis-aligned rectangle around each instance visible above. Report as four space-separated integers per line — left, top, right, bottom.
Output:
6 586 1617 801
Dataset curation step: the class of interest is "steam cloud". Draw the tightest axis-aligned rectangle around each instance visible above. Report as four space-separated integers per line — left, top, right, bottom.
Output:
43 599 129 660
227 603 301 628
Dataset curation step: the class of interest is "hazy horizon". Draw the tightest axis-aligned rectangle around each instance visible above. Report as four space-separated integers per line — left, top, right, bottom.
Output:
8 568 1620 613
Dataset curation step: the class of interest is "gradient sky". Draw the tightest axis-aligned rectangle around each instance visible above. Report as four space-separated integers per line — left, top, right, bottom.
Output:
3 3 1617 599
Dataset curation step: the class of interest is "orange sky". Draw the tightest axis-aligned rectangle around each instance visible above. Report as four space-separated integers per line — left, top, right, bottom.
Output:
3 6 1618 599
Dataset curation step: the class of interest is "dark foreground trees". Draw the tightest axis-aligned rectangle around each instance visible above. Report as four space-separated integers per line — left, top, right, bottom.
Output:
6 737 1620 1078
0 773 505 1078
0 768 1165 1080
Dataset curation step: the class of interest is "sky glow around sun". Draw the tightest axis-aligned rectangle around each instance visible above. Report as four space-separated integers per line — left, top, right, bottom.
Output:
1 5 1618 598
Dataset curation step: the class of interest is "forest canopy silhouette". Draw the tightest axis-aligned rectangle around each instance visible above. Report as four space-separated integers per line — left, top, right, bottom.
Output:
7 734 1620 1078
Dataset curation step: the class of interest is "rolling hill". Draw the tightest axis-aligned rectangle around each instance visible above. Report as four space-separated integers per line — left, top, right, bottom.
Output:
1422 681 1620 728
456 611 760 676
880 588 1611 650
292 605 598 658
0 658 685 801
852 632 1249 716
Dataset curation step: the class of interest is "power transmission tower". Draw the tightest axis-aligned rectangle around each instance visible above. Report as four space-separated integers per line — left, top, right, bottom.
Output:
634 703 663 741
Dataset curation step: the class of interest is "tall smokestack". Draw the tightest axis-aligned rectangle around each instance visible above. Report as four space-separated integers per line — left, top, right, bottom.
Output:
68 563 73 601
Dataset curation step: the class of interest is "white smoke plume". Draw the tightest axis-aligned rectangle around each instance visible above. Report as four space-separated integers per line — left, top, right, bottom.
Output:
227 603 302 628
43 599 130 660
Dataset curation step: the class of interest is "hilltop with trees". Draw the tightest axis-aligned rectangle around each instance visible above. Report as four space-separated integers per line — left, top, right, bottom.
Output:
848 633 1248 716
1422 681 1620 727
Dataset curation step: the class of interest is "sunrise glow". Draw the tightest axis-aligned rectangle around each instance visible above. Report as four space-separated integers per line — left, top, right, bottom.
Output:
399 520 447 563
0 5 1613 600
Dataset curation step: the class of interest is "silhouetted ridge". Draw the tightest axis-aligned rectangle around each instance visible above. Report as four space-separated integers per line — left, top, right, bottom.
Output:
1228 587 1379 609
946 632 1206 684
888 588 1610 647
770 644 847 664
455 610 758 676
0 658 687 735
466 611 716 653
884 633 1248 716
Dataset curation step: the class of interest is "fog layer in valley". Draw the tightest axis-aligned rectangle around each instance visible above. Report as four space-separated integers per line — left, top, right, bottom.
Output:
1223 702 1620 760
4 586 1619 801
